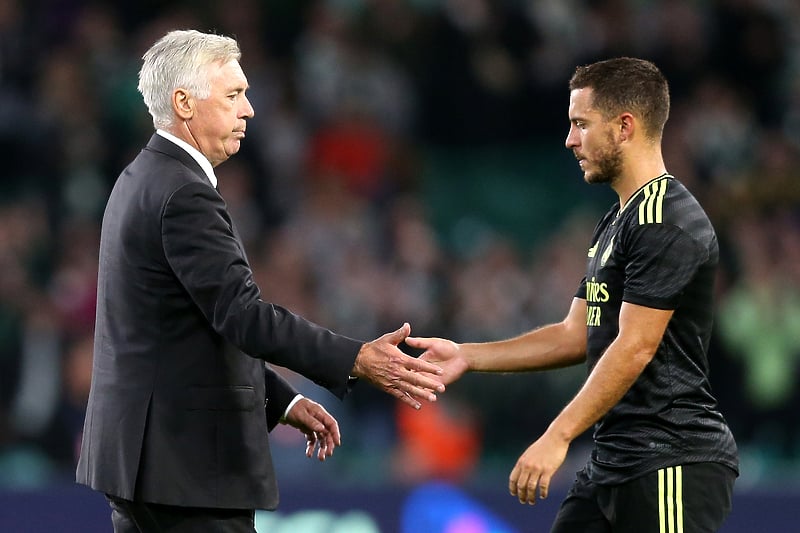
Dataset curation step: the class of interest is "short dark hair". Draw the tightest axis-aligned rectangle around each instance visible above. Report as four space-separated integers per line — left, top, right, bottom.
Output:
569 57 670 140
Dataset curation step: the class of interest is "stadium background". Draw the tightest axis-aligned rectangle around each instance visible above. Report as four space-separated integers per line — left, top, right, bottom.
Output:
0 0 798 531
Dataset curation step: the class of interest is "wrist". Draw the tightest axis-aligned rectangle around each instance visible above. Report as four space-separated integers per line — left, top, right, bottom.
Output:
546 418 577 445
350 344 368 379
280 394 304 423
459 343 478 372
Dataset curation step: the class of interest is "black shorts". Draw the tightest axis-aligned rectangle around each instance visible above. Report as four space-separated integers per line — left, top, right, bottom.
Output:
550 462 736 533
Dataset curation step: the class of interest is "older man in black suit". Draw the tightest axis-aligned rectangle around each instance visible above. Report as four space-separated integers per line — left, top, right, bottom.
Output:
76 29 445 533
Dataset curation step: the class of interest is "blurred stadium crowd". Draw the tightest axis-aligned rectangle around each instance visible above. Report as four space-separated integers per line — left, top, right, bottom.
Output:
1 0 799 490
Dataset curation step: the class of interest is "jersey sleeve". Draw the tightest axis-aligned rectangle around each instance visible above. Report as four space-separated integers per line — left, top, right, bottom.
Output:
622 223 708 310
575 276 587 300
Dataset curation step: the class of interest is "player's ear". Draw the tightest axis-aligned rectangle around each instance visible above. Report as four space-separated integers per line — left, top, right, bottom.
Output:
618 112 634 142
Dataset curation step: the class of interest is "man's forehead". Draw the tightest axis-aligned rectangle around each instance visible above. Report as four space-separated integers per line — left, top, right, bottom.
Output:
569 87 593 105
568 88 598 115
210 59 248 88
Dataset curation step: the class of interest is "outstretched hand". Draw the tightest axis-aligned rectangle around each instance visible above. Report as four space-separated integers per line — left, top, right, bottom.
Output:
283 397 341 461
404 335 469 385
351 323 446 410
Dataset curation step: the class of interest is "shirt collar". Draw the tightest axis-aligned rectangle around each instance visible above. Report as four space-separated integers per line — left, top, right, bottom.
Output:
155 129 218 188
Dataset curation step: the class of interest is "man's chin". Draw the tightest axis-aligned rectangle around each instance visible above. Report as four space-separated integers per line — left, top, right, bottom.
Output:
224 141 241 157
584 172 601 184
585 172 613 185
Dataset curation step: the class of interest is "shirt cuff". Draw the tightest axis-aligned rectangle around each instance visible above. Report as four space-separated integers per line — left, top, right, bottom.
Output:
280 394 304 423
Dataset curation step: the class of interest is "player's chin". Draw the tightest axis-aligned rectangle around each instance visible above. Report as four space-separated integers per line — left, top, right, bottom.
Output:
577 162 593 182
584 170 609 185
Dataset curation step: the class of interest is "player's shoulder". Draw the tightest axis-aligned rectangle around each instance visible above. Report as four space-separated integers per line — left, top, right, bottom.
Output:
627 175 708 229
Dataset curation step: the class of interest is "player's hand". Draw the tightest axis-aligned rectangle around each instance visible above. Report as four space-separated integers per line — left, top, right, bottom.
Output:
283 397 340 461
509 431 569 505
405 336 469 385
351 323 445 410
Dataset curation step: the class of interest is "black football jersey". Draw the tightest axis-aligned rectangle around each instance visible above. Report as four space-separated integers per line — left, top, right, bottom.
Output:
575 174 739 484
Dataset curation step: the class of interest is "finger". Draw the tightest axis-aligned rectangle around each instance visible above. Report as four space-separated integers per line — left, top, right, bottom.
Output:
404 356 445 377
322 433 335 460
317 434 328 461
399 381 439 404
393 387 422 410
405 370 446 394
311 428 333 461
509 465 520 497
315 409 341 446
521 469 542 505
510 465 536 505
524 475 539 505
538 474 550 501
403 336 432 349
305 433 317 458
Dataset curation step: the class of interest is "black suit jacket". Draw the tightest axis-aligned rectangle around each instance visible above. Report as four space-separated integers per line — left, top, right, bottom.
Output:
76 134 362 510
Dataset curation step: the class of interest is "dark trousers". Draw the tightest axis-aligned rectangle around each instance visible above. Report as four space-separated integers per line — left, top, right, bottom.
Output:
550 462 736 533
107 495 257 533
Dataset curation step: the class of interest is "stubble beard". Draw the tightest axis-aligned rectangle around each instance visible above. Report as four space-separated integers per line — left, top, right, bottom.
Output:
584 132 623 186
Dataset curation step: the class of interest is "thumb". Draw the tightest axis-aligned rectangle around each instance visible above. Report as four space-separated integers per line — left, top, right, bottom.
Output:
385 322 411 345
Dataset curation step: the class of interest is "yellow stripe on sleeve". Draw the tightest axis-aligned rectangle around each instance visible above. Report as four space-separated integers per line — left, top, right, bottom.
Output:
638 179 668 224
655 178 667 223
639 183 652 225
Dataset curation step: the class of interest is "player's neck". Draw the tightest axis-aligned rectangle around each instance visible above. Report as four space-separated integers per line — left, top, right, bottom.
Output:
613 149 666 206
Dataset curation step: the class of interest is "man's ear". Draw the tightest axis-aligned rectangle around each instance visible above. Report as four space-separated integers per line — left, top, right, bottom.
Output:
173 89 194 121
618 112 635 142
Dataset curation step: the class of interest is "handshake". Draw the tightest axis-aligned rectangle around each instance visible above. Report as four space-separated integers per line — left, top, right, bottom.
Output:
285 321 467 461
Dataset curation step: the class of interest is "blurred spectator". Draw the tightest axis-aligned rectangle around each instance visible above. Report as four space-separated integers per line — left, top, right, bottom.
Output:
710 0 790 128
393 397 481 484
717 214 800 457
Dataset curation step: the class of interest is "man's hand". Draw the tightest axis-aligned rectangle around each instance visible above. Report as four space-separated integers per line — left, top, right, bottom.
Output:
351 323 446 410
404 336 469 385
283 397 341 461
508 431 569 505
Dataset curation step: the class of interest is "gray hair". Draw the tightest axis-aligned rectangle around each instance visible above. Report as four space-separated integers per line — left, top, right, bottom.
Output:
137 29 241 129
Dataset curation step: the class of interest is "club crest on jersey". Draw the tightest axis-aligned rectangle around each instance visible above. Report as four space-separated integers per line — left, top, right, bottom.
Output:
600 236 615 266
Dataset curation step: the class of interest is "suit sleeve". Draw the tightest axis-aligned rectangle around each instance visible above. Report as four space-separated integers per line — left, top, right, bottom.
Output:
264 363 298 431
161 182 361 399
